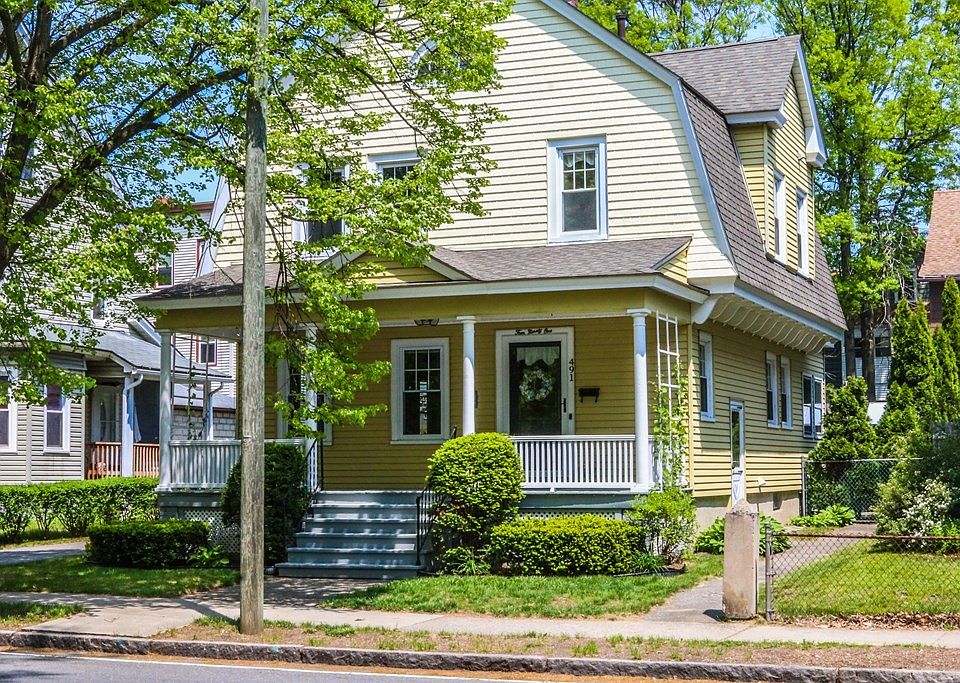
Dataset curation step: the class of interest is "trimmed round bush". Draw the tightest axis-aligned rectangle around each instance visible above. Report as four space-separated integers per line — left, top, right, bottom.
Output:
426 432 524 572
487 515 652 576
87 519 209 568
626 488 697 564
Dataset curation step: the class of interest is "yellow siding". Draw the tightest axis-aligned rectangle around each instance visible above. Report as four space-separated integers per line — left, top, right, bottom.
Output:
731 124 766 241
690 322 823 500
353 255 450 286
215 0 735 281
658 247 688 284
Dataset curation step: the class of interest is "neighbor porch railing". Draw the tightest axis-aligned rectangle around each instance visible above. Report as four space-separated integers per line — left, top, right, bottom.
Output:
511 434 652 490
86 442 161 478
164 438 313 490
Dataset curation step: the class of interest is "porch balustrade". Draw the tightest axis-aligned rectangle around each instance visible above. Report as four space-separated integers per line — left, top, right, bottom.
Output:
86 442 161 478
511 434 653 491
163 438 312 490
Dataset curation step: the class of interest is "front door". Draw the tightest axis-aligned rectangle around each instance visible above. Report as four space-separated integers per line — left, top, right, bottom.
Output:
497 329 573 435
730 401 746 503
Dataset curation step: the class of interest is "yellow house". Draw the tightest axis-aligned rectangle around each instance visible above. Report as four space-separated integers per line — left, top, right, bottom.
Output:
139 0 844 578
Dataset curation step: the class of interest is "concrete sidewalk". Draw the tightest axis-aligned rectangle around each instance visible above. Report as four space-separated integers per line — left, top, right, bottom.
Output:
4 579 960 650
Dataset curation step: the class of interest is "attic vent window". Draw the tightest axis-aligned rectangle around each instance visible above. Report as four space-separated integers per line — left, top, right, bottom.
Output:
547 137 608 243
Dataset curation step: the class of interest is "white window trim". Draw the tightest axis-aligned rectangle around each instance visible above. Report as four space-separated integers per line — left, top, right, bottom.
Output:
796 188 809 276
291 165 350 246
369 152 420 176
547 136 608 243
765 351 779 428
779 356 792 429
277 357 333 447
698 331 714 421
196 338 218 367
773 171 786 263
156 251 174 288
0 373 16 453
802 373 825 439
43 384 70 453
390 338 450 444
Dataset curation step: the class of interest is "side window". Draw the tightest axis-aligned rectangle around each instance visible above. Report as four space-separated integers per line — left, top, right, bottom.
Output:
803 374 824 438
698 332 714 419
156 252 173 287
0 375 12 451
391 338 449 442
773 171 786 262
765 352 779 427
294 168 346 244
197 338 217 366
779 357 792 428
548 137 607 242
44 384 68 450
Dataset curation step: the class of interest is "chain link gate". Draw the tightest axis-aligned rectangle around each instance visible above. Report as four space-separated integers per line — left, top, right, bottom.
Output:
801 457 899 520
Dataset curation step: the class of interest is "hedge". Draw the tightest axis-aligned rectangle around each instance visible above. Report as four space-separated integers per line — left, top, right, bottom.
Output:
0 478 158 542
87 520 209 568
487 515 655 576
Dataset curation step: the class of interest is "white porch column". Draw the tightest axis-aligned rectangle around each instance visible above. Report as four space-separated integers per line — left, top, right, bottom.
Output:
628 309 652 492
458 315 476 435
158 331 173 489
203 382 214 440
304 327 319 492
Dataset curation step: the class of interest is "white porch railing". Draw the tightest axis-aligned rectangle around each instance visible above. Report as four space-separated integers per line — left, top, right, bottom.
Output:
164 438 311 490
511 435 653 491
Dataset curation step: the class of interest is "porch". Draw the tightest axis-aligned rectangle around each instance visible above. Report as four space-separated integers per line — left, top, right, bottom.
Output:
86 442 160 478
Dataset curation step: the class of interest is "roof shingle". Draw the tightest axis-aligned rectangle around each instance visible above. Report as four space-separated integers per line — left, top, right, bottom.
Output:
919 190 960 280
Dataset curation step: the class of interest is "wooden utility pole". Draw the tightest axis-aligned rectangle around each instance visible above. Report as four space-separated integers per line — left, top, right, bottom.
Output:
239 0 268 636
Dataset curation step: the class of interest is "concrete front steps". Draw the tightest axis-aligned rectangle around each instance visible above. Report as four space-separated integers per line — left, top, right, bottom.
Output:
275 490 423 580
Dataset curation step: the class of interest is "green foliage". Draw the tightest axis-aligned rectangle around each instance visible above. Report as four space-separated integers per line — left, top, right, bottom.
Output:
790 505 855 528
626 488 697 564
87 520 210 569
694 514 790 555
487 515 654 576
943 278 960 357
808 377 875 462
433 546 490 576
188 545 231 569
426 433 524 572
221 442 310 567
933 327 960 424
0 478 157 541
579 0 765 52
653 364 690 489
878 300 935 439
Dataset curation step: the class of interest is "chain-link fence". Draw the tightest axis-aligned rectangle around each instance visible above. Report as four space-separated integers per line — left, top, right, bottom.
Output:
763 526 960 622
801 458 899 520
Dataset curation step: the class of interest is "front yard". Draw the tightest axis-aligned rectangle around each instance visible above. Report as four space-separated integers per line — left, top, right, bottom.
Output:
324 554 722 618
0 556 239 598
0 601 84 628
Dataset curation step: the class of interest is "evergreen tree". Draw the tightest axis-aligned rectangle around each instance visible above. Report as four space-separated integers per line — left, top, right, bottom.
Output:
933 328 960 425
809 377 875 462
942 277 960 360
879 299 936 438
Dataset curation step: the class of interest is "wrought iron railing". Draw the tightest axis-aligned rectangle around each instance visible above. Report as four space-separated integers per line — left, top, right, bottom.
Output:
415 484 439 568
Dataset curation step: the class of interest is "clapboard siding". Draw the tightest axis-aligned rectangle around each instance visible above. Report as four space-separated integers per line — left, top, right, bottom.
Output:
732 124 766 240
215 0 734 281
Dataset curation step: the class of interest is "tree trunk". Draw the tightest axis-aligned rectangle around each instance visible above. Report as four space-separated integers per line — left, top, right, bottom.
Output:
860 307 876 402
844 324 857 379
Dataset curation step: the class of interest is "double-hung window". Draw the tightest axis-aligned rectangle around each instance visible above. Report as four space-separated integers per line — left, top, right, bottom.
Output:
391 339 449 442
0 375 12 451
45 384 68 450
294 168 346 245
765 352 779 427
779 357 792 428
156 252 173 287
197 338 217 366
803 374 825 439
698 332 714 420
773 171 786 262
796 189 809 275
548 137 607 241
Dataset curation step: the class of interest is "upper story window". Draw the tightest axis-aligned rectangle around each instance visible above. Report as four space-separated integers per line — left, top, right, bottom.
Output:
91 298 106 321
380 160 416 181
156 252 173 287
773 171 786 263
410 42 469 81
547 137 607 242
391 338 449 443
698 331 714 420
197 338 218 366
796 189 809 275
293 168 346 245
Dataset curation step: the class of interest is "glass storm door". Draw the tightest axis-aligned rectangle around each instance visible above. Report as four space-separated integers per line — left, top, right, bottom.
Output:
730 401 746 503
508 341 564 435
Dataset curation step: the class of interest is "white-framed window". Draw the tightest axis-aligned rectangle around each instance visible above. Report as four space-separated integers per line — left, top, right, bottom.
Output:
773 171 786 262
547 136 608 242
409 40 469 80
292 167 347 244
779 357 792 428
698 331 714 420
796 188 809 275
391 338 449 443
0 374 14 451
44 384 69 451
765 352 779 427
277 358 333 446
156 252 173 287
371 153 418 183
803 373 825 439
91 298 106 321
196 338 218 366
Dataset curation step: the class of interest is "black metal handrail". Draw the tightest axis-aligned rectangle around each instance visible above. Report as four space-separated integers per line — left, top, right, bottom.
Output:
415 484 439 568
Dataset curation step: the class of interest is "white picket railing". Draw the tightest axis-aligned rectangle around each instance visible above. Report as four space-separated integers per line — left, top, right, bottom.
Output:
165 438 310 490
511 434 651 490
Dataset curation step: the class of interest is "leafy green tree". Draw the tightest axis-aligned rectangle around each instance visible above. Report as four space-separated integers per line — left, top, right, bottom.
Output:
774 0 960 398
579 0 766 52
809 376 875 462
0 0 507 409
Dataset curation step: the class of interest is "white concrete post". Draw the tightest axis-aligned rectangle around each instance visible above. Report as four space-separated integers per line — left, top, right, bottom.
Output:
458 315 476 435
722 500 759 619
628 309 651 492
158 331 173 489
120 378 135 477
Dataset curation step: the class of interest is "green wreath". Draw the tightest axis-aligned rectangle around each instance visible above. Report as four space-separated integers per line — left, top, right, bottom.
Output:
519 366 555 402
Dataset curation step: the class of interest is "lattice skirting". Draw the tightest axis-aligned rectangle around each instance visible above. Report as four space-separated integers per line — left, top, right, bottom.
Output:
159 491 240 555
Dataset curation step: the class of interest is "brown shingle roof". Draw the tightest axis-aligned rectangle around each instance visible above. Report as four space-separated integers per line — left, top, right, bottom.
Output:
919 190 960 280
652 36 801 116
683 85 846 330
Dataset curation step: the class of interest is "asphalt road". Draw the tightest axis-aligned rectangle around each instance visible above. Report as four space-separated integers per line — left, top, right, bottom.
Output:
0 651 589 683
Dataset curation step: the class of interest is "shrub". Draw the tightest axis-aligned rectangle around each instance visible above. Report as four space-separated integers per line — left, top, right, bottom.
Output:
808 377 875 462
221 442 311 566
790 504 855 528
426 433 524 572
0 486 34 542
487 515 653 576
876 465 952 537
626 488 696 564
87 519 209 568
694 513 790 555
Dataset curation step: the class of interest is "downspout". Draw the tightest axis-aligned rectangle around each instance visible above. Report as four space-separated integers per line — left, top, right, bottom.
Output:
121 371 145 477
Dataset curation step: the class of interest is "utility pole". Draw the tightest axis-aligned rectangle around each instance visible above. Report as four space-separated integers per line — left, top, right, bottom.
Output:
239 0 268 636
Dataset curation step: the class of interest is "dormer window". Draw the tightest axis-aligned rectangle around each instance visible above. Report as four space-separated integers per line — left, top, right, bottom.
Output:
548 136 608 242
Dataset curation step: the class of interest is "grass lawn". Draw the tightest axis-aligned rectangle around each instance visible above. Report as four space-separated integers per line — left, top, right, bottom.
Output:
0 556 239 598
1 519 82 547
324 553 722 618
0 601 84 628
773 540 960 618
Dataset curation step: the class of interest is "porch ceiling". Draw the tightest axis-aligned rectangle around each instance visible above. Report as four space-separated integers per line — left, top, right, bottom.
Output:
711 295 835 353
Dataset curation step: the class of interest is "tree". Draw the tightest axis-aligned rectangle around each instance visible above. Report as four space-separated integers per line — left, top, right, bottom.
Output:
0 0 508 405
773 0 960 400
809 376 875 462
933 327 960 425
579 0 766 52
942 277 960 359
878 298 936 439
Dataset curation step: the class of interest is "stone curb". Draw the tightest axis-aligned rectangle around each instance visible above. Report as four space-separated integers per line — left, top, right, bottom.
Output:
1 630 958 683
